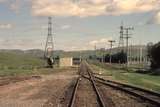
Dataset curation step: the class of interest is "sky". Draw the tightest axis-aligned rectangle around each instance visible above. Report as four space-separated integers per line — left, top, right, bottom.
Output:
0 0 160 51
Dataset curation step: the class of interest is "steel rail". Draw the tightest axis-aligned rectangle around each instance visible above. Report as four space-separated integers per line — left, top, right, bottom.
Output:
68 76 81 107
95 76 160 97
86 61 160 106
95 77 160 106
85 63 106 107
68 61 106 107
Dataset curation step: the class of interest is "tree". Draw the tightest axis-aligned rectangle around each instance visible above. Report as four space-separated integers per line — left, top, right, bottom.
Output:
148 42 160 69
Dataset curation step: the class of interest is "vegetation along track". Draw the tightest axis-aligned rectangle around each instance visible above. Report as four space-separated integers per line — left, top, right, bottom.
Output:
87 62 160 106
68 62 106 107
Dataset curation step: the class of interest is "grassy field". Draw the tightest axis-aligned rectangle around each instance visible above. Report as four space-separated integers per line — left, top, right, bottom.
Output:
0 51 45 76
90 61 160 92
0 52 44 69
0 51 79 76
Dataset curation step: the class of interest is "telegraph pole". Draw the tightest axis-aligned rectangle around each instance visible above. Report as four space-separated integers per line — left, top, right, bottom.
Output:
44 17 54 68
123 27 134 67
108 40 115 64
118 22 124 50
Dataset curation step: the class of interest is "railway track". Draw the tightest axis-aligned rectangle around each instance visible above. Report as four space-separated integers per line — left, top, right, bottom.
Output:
68 61 160 107
95 76 160 106
68 63 106 107
86 62 160 107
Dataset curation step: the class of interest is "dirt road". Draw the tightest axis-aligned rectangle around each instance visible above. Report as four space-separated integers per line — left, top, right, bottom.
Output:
0 68 78 107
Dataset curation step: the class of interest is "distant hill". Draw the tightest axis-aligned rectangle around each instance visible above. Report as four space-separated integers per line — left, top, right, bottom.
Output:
0 49 96 58
0 49 24 54
59 50 95 58
24 49 44 58
0 49 45 58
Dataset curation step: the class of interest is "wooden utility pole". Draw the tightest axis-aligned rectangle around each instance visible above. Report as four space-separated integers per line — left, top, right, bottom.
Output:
123 27 134 67
118 22 124 50
108 40 115 64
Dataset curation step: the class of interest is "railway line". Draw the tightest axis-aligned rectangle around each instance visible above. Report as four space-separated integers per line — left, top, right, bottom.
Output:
68 61 160 107
68 62 106 107
95 76 160 106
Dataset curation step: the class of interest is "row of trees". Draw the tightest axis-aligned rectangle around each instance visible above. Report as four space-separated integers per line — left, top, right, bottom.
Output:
89 51 127 64
103 51 127 63
89 41 160 70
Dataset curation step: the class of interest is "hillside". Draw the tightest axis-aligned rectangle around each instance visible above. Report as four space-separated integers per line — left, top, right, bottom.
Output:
0 49 96 70
0 51 44 69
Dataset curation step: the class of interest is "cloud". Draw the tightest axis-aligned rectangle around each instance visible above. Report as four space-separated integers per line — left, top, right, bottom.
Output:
0 0 30 13
0 38 43 50
61 25 71 30
0 24 13 29
89 38 112 46
41 25 48 29
1 0 160 17
89 40 99 46
67 46 90 51
154 11 160 24
147 11 160 24
31 0 160 17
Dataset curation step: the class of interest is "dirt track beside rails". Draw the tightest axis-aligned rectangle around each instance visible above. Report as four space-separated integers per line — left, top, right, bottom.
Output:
0 68 78 107
97 83 156 107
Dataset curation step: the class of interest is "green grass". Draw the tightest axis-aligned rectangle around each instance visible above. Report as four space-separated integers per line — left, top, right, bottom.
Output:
0 51 78 76
0 51 45 76
90 62 160 92
0 52 44 70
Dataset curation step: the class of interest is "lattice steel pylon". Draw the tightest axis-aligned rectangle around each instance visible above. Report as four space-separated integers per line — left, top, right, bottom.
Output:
44 17 54 67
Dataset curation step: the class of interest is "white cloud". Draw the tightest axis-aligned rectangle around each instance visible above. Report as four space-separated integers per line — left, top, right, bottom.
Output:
147 11 160 24
41 25 48 29
0 24 13 29
68 46 86 51
89 37 112 46
0 38 43 50
1 0 160 17
99 38 109 43
61 25 71 29
155 11 160 24
65 45 92 51
89 40 99 46
31 0 160 17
